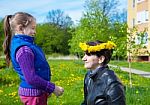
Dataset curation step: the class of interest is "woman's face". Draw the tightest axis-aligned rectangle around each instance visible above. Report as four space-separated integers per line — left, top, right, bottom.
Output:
23 20 36 37
82 53 100 70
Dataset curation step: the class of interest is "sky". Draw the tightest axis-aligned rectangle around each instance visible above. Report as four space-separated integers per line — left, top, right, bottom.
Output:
0 0 127 24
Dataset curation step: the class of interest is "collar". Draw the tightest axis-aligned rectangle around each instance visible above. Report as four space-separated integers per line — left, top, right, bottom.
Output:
89 65 108 79
13 34 35 44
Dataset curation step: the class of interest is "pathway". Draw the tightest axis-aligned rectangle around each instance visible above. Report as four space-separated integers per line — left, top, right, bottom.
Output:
109 64 150 78
1 55 150 78
40 56 150 78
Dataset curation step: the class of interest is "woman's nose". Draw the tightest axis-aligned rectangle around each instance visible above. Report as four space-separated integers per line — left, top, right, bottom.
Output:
82 55 86 61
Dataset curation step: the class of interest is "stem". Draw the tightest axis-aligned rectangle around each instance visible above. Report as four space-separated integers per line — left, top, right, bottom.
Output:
57 96 60 105
128 53 132 88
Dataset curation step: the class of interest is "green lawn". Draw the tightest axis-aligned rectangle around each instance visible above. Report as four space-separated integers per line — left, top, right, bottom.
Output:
0 60 150 105
110 60 150 72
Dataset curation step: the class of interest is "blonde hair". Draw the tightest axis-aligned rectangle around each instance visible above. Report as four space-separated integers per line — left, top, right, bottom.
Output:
3 12 35 66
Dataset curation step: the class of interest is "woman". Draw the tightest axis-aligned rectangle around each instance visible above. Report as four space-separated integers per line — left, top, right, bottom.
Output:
79 40 126 105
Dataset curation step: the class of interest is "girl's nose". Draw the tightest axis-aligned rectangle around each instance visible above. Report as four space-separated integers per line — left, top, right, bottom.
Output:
34 31 36 34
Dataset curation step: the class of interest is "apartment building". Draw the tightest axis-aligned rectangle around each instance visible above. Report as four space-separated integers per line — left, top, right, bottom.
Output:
127 0 150 61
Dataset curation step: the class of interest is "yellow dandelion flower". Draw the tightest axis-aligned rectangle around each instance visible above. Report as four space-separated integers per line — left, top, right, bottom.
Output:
0 90 3 93
79 41 116 53
79 43 88 51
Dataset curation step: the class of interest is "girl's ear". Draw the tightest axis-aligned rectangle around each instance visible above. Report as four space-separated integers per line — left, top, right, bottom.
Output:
18 24 23 31
16 24 23 32
98 56 105 64
15 24 24 34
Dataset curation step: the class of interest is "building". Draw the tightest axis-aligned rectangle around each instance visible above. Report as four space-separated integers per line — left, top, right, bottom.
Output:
127 0 150 61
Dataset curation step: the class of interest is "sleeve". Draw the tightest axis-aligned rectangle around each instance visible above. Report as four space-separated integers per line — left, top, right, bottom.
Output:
81 73 88 105
16 46 55 94
81 82 87 105
106 82 126 105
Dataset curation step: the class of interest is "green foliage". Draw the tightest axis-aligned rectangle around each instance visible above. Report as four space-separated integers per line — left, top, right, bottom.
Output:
69 0 127 60
0 58 6 69
0 60 150 105
36 23 72 55
127 27 149 61
85 0 119 17
0 20 4 53
110 22 128 60
110 60 150 72
35 9 73 55
126 27 150 87
111 66 150 105
69 0 111 54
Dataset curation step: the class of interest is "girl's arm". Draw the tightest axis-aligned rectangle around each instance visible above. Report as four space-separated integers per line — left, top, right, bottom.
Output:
16 46 55 94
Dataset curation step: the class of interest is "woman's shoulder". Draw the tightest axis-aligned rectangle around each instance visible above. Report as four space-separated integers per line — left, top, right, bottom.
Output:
101 68 121 84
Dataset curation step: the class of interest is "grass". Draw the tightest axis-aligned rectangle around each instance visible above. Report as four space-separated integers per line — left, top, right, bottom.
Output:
110 60 150 72
0 60 150 105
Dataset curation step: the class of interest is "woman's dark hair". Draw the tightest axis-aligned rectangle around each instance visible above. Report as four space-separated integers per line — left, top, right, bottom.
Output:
3 12 35 67
85 40 113 65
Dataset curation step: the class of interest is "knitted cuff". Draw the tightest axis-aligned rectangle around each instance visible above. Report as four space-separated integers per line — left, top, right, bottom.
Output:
46 82 55 94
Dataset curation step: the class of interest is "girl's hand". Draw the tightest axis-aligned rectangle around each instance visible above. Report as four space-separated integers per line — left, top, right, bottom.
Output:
53 86 64 97
47 93 52 98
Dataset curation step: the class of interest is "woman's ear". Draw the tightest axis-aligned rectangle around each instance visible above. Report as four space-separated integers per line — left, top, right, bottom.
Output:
98 56 105 64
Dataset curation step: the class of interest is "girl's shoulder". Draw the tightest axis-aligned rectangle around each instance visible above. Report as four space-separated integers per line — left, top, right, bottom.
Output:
16 46 34 61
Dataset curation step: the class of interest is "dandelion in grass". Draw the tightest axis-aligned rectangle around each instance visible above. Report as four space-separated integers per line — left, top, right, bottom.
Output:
0 90 3 93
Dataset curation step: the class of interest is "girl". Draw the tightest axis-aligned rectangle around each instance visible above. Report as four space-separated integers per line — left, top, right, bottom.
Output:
3 12 64 105
79 40 126 105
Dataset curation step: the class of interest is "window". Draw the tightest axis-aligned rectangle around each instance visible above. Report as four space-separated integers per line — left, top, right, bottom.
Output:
137 10 149 24
137 0 145 3
135 35 141 45
142 32 148 45
132 18 135 27
145 10 149 21
135 32 148 45
133 0 135 7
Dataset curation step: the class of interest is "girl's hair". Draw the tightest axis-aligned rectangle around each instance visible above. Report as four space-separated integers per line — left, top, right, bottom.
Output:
3 12 35 66
86 40 113 65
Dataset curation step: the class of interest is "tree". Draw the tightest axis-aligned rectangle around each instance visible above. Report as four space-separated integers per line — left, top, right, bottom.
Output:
46 9 73 28
110 22 128 60
127 26 150 87
127 27 149 62
84 0 119 17
36 23 72 55
111 9 127 23
35 9 73 55
69 0 118 55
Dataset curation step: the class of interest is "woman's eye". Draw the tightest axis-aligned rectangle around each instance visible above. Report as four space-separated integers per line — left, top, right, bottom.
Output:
86 53 91 56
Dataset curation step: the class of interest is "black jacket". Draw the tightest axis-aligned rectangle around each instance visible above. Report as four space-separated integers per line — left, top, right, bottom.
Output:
81 66 126 105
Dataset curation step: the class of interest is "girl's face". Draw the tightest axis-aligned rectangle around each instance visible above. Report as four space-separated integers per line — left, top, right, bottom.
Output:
23 20 36 37
82 53 100 70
